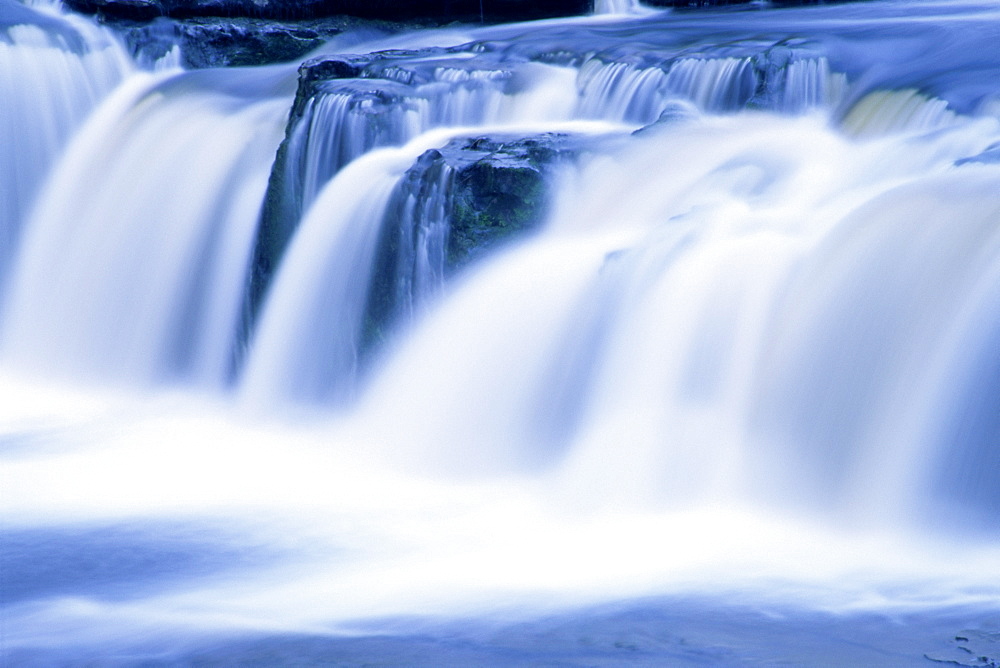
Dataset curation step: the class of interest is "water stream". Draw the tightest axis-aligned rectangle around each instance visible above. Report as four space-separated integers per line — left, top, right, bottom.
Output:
2 0 999 663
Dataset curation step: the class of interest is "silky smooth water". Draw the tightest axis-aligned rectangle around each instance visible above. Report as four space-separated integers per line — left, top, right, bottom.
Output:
1 0 999 663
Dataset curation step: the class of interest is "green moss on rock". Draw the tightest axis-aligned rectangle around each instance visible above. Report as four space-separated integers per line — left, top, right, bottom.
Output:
360 133 578 352
442 135 574 268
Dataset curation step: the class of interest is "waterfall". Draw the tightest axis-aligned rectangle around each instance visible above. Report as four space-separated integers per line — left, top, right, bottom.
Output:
3 0 1000 662
593 0 643 15
841 88 959 137
241 144 415 405
574 52 847 124
0 69 290 386
364 146 455 341
270 82 424 234
266 61 578 237
353 110 1000 511
0 0 132 291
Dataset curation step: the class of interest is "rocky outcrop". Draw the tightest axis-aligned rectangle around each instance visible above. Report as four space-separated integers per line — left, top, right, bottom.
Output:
362 133 578 347
113 17 373 68
63 0 591 23
442 135 576 268
174 20 332 68
249 49 518 323
249 57 428 325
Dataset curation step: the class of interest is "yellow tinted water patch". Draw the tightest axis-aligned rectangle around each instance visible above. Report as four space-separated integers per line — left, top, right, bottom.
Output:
841 88 956 137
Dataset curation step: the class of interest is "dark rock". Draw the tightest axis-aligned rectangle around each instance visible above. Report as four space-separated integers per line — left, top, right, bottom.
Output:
362 133 578 348
171 20 330 67
248 49 517 326
68 0 163 21
748 43 794 108
288 50 450 109
249 72 421 328
114 17 342 68
101 13 424 69
64 0 592 23
444 135 575 268
298 54 366 83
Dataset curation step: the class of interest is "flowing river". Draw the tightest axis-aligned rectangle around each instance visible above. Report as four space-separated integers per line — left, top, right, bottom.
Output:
2 0 999 664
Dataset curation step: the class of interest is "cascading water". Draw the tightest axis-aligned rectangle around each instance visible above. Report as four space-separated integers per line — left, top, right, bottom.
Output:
593 0 646 16
2 0 1000 664
241 144 415 405
0 0 132 290
260 59 578 246
1 67 291 386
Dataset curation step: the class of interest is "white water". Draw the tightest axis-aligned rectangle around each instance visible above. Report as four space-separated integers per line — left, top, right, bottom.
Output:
1 70 289 386
0 5 132 290
2 0 1000 661
276 62 580 232
242 146 409 405
593 0 647 16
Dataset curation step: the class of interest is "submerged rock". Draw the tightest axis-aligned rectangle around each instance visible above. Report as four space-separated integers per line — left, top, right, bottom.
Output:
632 99 700 135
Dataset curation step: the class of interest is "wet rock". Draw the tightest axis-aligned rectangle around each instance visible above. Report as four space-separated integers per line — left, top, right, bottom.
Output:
249 73 420 326
249 50 516 323
290 50 450 108
95 11 426 69
64 0 592 23
362 133 578 347
67 0 163 21
114 17 352 67
441 135 577 268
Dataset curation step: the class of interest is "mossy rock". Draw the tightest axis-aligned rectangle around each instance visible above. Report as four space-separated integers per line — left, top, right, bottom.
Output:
249 50 514 327
361 133 579 350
